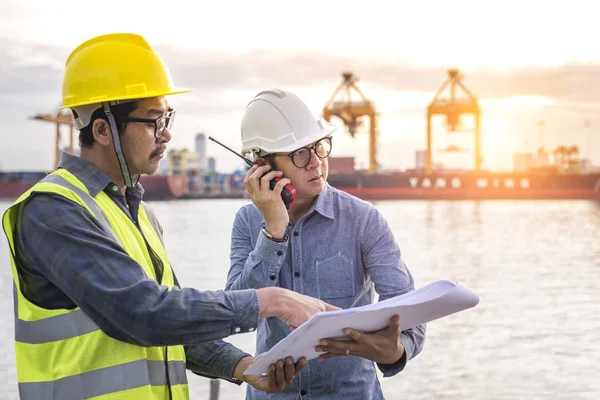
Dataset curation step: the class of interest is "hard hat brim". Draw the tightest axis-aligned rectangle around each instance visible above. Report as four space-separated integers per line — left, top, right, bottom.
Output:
58 87 194 109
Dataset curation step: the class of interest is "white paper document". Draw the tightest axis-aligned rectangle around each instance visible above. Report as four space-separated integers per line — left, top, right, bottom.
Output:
244 279 479 375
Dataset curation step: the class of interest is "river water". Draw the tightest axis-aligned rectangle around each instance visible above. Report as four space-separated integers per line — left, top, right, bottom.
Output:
1 198 599 399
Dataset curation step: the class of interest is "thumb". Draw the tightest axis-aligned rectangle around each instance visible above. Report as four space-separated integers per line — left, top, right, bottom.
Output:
388 315 401 334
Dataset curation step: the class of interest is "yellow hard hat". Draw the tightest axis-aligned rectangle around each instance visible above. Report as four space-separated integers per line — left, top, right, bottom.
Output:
59 33 192 109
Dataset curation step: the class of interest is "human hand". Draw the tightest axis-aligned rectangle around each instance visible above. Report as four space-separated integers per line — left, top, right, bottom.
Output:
244 164 290 238
256 287 341 328
314 315 404 364
233 355 307 393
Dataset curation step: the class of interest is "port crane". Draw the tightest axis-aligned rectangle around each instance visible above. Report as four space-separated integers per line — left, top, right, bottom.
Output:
30 109 75 170
426 68 482 174
323 72 378 174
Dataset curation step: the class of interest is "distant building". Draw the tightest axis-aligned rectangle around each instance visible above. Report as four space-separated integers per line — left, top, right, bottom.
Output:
166 149 201 175
208 156 216 172
410 150 444 173
514 148 551 172
166 149 203 193
195 133 207 170
514 152 535 172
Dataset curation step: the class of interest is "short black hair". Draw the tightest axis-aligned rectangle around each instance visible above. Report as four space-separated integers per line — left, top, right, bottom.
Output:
263 153 278 170
75 101 138 148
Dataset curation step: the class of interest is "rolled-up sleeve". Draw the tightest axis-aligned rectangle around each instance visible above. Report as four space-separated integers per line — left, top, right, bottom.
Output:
185 340 250 384
18 194 259 347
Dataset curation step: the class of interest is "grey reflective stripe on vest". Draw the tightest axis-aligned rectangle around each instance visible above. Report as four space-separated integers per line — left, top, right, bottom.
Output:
14 285 100 344
19 359 188 400
15 174 118 344
40 173 118 241
42 174 163 242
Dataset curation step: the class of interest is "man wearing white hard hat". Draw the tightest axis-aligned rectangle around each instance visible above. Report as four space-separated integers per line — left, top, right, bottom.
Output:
225 89 426 399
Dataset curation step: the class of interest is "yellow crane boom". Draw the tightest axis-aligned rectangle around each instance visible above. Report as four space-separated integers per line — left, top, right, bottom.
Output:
323 72 378 173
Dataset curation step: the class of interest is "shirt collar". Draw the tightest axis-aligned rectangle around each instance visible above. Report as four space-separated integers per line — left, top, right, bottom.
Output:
310 182 335 220
57 152 144 199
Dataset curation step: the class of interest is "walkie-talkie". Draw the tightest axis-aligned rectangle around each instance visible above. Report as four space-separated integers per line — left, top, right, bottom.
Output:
208 136 296 209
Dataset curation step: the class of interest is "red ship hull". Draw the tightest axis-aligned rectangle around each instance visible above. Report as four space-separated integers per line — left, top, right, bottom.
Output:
0 182 36 199
0 173 188 201
138 175 188 200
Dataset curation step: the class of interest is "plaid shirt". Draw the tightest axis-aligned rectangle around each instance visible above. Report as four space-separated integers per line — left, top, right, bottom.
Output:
13 152 257 383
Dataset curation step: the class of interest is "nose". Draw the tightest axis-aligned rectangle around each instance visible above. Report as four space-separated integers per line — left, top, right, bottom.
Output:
158 127 172 143
306 148 322 169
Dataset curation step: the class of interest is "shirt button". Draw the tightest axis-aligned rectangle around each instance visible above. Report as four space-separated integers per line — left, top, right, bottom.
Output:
293 231 299 237
248 327 255 332
234 327 241 333
276 250 283 256
294 271 300 277
112 185 119 192
269 274 276 281
300 389 307 396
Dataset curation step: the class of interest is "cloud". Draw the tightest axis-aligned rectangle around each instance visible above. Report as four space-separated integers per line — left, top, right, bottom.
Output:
4 38 600 107
156 46 358 92
0 40 66 100
157 47 600 106
458 65 600 101
154 45 600 106
317 64 600 105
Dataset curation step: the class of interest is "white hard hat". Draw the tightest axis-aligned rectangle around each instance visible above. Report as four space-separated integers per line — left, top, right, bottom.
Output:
240 89 338 156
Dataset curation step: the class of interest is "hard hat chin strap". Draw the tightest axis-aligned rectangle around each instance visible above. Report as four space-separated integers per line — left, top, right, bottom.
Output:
102 103 137 188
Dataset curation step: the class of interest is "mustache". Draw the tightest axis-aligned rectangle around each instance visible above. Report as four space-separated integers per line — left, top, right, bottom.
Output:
150 147 166 158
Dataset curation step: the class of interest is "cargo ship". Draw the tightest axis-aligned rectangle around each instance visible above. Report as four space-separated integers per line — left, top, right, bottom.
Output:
2 166 600 202
326 170 600 201
325 157 600 201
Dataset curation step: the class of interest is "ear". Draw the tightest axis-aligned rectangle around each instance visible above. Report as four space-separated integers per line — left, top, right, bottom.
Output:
253 158 266 167
92 119 112 146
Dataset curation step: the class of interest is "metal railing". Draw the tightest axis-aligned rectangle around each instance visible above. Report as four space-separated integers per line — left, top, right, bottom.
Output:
209 379 220 400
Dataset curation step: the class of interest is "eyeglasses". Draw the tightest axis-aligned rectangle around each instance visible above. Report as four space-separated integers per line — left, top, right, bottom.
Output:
116 110 176 139
282 136 332 168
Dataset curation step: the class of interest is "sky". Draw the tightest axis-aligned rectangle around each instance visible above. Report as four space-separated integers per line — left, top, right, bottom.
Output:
2 0 600 173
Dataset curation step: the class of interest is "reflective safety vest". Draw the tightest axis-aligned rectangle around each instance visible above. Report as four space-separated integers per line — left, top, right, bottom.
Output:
2 168 189 400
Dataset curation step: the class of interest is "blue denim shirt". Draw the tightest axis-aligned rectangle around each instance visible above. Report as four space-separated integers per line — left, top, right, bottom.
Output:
226 183 426 399
12 152 258 383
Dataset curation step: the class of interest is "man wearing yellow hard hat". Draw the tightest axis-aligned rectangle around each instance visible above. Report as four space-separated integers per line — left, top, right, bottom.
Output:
2 33 339 400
